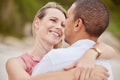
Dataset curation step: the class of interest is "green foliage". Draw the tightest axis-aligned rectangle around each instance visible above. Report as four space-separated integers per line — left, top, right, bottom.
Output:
102 0 120 40
0 0 45 37
0 0 120 40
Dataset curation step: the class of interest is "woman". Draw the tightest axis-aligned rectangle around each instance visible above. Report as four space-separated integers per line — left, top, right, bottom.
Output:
6 2 115 80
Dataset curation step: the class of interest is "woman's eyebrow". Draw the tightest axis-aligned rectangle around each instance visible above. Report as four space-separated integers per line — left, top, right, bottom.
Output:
49 16 59 20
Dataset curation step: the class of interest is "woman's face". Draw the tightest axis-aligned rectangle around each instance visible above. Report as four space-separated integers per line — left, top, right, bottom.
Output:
35 8 66 46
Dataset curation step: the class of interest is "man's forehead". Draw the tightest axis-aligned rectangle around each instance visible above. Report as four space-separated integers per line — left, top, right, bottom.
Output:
67 3 76 14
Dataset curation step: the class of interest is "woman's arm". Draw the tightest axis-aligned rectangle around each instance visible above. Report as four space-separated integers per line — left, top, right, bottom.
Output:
6 57 30 80
93 42 116 59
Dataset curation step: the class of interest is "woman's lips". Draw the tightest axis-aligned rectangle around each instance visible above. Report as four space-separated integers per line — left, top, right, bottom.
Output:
49 30 61 37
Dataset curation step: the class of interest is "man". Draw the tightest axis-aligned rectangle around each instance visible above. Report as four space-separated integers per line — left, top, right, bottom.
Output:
31 0 113 80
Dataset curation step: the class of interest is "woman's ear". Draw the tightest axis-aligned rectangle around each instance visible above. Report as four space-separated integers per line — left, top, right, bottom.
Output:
33 17 40 35
74 18 83 31
34 17 40 30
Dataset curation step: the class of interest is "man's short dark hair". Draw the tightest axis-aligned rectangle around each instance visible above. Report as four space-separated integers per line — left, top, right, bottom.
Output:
74 0 109 37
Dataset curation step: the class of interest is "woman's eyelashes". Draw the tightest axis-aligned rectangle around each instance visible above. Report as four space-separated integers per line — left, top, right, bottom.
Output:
50 18 57 23
50 18 65 28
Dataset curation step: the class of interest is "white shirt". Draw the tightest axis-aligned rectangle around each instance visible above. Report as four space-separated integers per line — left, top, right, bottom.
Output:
32 39 113 80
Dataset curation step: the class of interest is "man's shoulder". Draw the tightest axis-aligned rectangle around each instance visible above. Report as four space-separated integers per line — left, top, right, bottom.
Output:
48 48 67 54
45 46 89 61
96 59 111 66
48 46 85 55
47 47 70 57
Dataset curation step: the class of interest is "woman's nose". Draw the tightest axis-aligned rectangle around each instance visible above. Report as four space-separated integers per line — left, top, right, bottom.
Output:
55 24 62 29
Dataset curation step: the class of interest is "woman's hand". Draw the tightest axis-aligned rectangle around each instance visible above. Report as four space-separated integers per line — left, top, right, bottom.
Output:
64 48 98 80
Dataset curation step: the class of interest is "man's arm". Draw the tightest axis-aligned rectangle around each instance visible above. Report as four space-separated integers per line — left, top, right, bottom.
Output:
30 69 74 80
29 65 109 80
64 42 115 80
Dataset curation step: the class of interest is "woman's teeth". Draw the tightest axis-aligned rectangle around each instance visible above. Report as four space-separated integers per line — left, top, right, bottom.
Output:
50 31 59 37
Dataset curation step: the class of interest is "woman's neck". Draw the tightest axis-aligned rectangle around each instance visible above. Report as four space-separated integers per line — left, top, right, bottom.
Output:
31 39 53 57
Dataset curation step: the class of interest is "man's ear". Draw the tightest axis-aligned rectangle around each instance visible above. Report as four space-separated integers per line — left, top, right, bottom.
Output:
74 18 83 31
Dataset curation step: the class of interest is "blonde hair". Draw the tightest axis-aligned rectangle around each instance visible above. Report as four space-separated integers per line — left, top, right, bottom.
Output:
32 2 66 37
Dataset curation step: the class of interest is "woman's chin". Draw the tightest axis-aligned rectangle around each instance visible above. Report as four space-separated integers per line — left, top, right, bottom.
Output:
49 40 59 45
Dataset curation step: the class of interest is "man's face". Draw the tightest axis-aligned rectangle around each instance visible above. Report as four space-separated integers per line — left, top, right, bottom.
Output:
64 3 76 44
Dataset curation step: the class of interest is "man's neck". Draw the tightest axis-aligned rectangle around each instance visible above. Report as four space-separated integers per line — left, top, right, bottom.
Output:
69 34 97 46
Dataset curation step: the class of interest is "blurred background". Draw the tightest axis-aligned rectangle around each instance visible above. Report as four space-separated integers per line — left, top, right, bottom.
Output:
0 0 120 80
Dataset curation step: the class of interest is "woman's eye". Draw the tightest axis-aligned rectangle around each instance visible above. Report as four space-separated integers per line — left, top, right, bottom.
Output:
62 25 65 28
50 19 56 22
61 22 65 28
